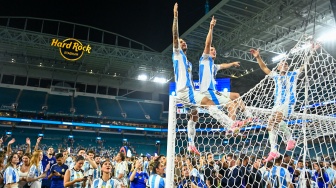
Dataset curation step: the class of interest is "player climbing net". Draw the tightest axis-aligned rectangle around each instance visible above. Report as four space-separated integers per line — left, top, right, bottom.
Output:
166 35 336 188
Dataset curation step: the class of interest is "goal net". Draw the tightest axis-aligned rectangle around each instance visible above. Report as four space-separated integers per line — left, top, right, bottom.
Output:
166 35 336 188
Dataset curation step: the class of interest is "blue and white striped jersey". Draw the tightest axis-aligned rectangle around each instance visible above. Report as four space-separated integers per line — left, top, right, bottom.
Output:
3 166 19 184
266 165 292 188
199 53 219 93
91 178 122 188
90 164 101 180
69 168 85 188
269 70 300 106
172 48 194 94
28 161 44 184
148 174 165 188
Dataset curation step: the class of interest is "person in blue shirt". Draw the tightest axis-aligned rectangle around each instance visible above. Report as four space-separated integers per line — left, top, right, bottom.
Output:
48 153 68 188
129 158 149 188
312 162 329 188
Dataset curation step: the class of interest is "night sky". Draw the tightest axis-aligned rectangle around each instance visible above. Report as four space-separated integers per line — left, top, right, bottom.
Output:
0 0 221 51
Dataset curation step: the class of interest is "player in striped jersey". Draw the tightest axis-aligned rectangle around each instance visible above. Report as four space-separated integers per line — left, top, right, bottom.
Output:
251 49 303 162
148 161 165 188
199 16 254 135
266 155 294 188
3 153 20 187
172 2 243 155
91 160 123 188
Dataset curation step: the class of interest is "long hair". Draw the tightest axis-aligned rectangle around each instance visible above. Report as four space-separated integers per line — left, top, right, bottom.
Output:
313 162 326 182
5 153 18 169
30 150 42 169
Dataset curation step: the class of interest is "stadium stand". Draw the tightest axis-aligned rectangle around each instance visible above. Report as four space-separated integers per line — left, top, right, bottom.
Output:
17 90 47 113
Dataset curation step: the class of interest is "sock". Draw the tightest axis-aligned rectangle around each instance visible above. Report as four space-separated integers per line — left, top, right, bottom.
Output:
187 120 196 146
268 130 278 152
279 120 292 142
208 105 234 128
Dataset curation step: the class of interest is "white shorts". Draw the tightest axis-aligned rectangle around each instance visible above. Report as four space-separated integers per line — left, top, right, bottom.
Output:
201 90 230 106
177 88 205 108
272 103 294 118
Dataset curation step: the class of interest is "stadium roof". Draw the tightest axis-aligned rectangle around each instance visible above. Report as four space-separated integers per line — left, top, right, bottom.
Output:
0 0 335 93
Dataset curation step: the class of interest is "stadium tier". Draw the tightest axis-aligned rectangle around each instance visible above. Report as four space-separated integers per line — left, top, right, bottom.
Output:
0 86 165 122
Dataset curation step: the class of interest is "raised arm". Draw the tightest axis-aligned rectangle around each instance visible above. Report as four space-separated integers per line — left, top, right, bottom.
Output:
172 3 179 49
34 137 42 151
203 16 216 54
6 138 15 156
250 49 271 75
25 137 31 154
218 61 240 70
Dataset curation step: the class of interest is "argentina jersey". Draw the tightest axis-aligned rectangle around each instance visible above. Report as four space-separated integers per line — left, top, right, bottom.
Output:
90 165 101 180
267 165 292 188
3 166 20 184
199 54 218 93
270 70 300 106
28 162 44 185
91 178 122 188
70 168 84 188
172 48 194 93
148 174 165 188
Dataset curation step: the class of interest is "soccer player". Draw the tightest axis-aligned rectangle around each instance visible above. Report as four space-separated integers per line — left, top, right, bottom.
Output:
172 3 242 155
199 16 254 132
265 155 294 188
250 48 299 161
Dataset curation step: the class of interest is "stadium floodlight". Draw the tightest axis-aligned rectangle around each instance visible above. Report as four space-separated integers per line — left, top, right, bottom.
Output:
272 53 287 62
317 29 336 42
138 74 148 81
153 77 167 83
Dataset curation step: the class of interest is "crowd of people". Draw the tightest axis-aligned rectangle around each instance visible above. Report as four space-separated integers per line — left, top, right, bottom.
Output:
173 152 336 188
1 136 336 188
0 136 167 188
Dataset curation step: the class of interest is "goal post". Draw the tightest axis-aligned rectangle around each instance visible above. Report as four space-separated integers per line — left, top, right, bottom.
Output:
166 96 177 187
